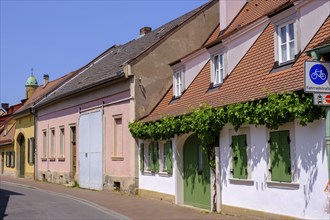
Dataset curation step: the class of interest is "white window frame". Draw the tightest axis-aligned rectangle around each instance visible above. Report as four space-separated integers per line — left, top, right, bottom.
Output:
173 70 184 97
42 130 47 158
50 128 55 158
112 115 123 158
59 127 65 158
211 53 224 86
159 141 168 173
277 21 296 64
270 6 299 65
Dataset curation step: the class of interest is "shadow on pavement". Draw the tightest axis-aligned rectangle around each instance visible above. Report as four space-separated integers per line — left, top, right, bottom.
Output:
0 188 24 219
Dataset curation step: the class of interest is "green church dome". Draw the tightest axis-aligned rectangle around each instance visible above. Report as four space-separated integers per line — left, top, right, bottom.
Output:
26 75 38 86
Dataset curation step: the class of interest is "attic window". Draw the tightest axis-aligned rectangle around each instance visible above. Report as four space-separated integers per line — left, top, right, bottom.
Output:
173 70 184 97
269 6 299 66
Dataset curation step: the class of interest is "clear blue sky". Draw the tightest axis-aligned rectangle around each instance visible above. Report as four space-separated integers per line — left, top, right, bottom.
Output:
0 0 208 106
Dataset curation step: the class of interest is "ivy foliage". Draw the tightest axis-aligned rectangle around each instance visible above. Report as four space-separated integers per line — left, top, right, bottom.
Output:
129 92 323 169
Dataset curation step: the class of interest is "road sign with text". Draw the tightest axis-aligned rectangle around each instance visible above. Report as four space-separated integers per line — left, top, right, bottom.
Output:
304 61 330 93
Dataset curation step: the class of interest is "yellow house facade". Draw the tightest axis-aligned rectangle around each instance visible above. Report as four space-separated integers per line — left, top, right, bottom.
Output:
14 114 35 179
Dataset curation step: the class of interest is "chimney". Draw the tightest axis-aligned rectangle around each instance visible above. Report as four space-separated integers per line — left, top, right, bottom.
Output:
140 27 152 36
43 74 49 87
1 103 9 111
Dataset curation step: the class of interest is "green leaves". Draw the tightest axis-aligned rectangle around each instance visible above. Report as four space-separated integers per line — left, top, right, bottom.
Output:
129 92 323 171
129 92 323 141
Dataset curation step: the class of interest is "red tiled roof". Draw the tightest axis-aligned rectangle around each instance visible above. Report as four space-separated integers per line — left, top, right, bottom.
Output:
224 0 291 34
204 24 220 45
143 15 330 122
0 123 15 146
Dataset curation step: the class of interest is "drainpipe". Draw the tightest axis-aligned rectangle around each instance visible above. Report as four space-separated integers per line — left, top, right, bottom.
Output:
33 109 38 180
30 107 38 180
326 108 330 181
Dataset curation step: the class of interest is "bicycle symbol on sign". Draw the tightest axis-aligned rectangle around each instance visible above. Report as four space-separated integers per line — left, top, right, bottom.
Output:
311 69 327 81
309 64 328 85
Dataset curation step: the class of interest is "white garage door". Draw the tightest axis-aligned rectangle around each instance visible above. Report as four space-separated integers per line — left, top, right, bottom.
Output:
78 110 103 190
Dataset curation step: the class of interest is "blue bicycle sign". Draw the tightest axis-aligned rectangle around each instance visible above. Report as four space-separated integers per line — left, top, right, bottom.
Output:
310 64 328 85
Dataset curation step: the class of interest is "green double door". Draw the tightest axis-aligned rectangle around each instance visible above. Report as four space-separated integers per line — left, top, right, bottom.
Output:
183 134 210 210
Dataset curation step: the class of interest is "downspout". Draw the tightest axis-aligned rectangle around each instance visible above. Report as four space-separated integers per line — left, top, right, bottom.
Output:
306 46 330 181
32 108 38 180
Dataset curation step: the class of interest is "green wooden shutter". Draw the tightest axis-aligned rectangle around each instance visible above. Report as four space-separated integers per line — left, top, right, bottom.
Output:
270 131 291 182
280 131 291 182
150 142 159 173
154 142 159 173
140 143 144 172
232 135 248 179
166 140 173 174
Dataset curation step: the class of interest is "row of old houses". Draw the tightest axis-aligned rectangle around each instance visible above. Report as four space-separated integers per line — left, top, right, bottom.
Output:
0 0 329 219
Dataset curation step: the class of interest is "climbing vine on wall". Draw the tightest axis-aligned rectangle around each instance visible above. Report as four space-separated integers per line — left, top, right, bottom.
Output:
130 92 323 145
130 92 323 169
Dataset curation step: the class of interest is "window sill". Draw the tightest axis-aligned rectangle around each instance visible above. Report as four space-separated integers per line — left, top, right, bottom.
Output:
270 52 301 74
142 170 155 176
58 157 65 161
41 158 47 161
111 157 124 161
266 181 299 189
158 172 172 177
49 158 56 161
169 95 181 105
207 82 222 93
229 178 254 185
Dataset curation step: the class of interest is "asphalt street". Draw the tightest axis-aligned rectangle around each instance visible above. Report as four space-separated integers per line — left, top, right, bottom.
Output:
0 181 130 219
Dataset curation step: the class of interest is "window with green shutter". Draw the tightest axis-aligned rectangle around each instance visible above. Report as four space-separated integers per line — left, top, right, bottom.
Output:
150 141 159 173
269 130 291 182
140 143 144 172
231 135 248 179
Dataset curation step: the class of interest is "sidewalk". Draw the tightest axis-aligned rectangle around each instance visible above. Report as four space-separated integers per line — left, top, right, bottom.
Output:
0 176 258 219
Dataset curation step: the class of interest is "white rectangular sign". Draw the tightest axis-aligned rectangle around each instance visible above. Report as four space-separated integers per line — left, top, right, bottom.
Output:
304 61 330 93
313 93 330 106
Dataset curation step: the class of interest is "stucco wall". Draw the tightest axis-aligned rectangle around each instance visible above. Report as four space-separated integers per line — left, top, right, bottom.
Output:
225 20 268 76
133 1 219 120
104 100 132 177
183 49 209 90
220 120 328 219
297 0 330 51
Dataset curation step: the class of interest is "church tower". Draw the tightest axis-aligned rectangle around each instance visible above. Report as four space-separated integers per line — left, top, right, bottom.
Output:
25 71 38 99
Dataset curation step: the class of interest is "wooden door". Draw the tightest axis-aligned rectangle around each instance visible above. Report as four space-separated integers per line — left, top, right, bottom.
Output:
183 134 210 210
19 136 25 177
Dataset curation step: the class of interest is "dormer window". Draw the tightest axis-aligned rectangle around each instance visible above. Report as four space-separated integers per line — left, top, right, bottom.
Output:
278 21 295 63
173 70 184 97
269 6 299 67
211 53 224 86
